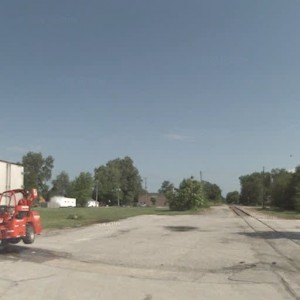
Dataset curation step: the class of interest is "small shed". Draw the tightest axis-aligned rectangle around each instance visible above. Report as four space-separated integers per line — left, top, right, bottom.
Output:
87 200 99 207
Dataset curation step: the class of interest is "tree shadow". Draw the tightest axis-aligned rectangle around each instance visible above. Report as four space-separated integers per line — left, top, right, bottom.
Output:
237 231 300 240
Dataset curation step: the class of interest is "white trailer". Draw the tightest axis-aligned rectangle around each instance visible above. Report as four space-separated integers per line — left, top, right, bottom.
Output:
48 196 76 208
0 160 24 193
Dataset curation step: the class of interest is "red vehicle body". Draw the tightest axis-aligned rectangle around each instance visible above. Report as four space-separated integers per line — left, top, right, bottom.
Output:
0 189 42 246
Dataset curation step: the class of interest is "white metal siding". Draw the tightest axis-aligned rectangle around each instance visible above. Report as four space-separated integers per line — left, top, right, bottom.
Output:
48 196 76 208
0 161 24 192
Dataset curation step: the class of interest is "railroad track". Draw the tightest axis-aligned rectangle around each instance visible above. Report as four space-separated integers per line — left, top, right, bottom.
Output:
230 204 300 274
230 205 300 299
230 205 300 247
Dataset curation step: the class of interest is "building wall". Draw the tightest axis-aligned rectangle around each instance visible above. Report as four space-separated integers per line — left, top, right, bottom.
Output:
0 160 24 192
138 193 168 207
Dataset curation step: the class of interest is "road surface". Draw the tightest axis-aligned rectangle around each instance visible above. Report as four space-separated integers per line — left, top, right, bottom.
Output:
0 205 299 300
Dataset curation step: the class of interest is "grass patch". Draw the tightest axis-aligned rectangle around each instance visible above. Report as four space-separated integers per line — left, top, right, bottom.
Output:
34 206 204 230
254 207 300 220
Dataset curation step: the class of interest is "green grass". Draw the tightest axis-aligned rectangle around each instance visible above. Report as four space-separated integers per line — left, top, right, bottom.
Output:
33 206 205 230
254 207 300 220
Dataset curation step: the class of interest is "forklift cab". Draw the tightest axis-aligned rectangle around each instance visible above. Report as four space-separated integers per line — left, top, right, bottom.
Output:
0 189 37 219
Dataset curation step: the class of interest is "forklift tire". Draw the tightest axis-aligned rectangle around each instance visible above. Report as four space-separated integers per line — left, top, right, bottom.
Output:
0 239 9 250
23 224 35 244
9 238 21 244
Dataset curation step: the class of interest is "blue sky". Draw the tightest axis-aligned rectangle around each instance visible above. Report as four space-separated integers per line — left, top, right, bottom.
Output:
1 0 300 195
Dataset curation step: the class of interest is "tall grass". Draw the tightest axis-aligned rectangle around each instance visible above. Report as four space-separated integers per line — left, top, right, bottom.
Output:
256 207 300 219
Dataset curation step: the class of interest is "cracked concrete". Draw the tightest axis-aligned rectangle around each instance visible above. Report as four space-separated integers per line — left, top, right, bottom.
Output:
0 205 299 299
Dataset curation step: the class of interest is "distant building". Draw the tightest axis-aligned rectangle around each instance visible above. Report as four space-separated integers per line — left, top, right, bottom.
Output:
87 200 99 207
138 193 168 207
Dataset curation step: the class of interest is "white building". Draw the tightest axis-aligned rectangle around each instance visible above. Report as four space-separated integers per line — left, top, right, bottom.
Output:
87 200 99 207
0 160 24 192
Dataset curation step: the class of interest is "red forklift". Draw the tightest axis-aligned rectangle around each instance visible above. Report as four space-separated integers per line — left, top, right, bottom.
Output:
0 188 42 247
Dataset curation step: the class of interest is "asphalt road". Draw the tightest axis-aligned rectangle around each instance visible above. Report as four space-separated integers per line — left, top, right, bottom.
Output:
0 206 299 300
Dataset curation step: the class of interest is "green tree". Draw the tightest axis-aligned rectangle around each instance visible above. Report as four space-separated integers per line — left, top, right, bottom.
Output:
22 152 54 197
203 182 223 202
226 191 240 204
269 169 292 209
169 177 207 211
70 172 93 207
94 156 142 206
238 166 300 211
150 196 157 206
94 165 120 204
119 156 142 205
239 172 268 206
287 166 300 210
293 188 300 212
159 180 175 204
49 171 71 198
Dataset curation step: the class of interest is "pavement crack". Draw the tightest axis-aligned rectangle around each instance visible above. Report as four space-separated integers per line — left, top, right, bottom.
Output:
277 273 300 300
15 273 56 283
0 276 18 300
0 273 56 299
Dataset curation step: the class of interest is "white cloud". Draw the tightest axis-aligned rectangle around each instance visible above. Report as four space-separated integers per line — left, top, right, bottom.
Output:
7 145 42 153
6 146 28 153
288 168 296 173
164 133 195 142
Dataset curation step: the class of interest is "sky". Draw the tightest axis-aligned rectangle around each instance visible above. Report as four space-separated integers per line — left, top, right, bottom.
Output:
1 0 300 196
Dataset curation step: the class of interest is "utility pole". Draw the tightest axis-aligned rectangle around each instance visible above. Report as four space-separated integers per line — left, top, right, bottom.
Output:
144 177 148 205
262 166 265 209
200 171 204 205
117 188 120 206
95 180 99 203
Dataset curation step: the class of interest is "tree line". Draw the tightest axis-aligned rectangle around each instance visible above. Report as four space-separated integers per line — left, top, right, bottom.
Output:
20 151 224 210
226 167 300 212
21 152 143 207
23 151 300 212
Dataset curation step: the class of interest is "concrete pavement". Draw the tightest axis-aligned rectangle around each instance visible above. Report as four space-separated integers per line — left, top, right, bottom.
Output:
0 205 299 299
